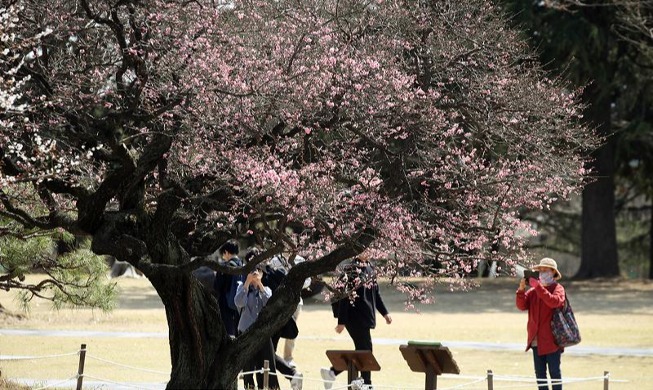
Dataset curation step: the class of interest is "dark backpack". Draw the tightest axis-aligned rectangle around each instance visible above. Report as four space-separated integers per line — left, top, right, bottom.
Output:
262 264 300 339
263 265 287 292
226 259 244 311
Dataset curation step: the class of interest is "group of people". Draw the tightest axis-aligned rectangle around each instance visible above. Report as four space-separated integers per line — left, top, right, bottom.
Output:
210 240 305 390
206 239 567 390
204 240 393 390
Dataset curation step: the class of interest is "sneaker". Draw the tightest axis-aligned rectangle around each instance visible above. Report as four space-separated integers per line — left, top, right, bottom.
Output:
290 372 303 390
285 358 297 368
350 378 365 390
320 367 336 390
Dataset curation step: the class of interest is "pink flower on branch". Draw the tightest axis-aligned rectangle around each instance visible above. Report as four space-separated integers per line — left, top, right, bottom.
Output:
0 3 600 382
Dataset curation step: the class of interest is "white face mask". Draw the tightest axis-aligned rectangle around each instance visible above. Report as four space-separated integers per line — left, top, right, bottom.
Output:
539 270 555 285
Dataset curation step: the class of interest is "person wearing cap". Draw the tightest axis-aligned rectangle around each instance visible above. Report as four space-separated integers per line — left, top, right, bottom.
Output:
516 257 566 390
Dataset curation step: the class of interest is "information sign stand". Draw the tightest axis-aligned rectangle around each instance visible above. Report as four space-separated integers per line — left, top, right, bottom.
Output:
325 350 381 385
399 342 460 390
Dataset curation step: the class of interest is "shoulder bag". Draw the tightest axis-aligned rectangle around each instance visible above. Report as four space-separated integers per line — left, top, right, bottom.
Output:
551 294 581 347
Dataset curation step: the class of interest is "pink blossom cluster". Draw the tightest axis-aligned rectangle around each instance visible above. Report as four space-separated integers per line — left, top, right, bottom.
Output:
1 0 598 305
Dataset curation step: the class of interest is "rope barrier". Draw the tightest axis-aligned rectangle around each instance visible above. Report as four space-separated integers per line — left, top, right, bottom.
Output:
3 348 630 390
82 374 164 390
85 353 169 375
238 368 264 378
330 384 355 390
0 351 78 361
439 377 488 389
442 374 486 381
31 375 78 390
371 383 425 389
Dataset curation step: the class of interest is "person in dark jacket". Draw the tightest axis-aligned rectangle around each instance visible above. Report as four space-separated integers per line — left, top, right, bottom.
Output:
213 240 243 337
516 257 566 390
321 253 392 388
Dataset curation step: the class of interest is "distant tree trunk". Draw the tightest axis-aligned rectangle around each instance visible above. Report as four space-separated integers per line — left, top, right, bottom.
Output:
649 213 653 279
576 90 620 279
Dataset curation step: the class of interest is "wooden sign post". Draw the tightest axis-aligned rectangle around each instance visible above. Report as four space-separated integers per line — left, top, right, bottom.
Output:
399 342 460 390
325 350 381 385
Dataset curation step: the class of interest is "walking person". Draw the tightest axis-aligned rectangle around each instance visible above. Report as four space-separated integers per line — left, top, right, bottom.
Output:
321 252 392 389
516 257 566 390
268 254 312 368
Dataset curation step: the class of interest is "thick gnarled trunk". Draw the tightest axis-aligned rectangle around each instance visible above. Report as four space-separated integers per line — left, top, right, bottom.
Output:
148 270 242 389
146 266 306 389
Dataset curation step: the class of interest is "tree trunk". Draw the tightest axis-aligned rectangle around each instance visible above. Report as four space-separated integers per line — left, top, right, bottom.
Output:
130 236 358 388
649 211 653 279
576 91 620 279
147 270 244 389
145 265 304 389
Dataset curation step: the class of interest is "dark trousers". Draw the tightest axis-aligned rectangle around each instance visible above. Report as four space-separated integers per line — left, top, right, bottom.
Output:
331 324 373 385
243 338 280 389
271 333 297 381
221 306 239 337
532 347 562 390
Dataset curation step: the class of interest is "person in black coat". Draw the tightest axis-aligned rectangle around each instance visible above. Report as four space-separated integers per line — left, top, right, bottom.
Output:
213 240 244 337
321 253 392 388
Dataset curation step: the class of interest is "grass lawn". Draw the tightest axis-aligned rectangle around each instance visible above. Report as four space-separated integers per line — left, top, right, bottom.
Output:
1 276 652 389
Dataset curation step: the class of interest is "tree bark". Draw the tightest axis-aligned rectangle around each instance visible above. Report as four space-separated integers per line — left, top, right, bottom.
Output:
576 89 620 279
93 215 368 388
148 270 243 389
649 211 653 279
144 259 311 389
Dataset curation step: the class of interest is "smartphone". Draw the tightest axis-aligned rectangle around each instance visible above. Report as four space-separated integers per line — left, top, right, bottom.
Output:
523 270 539 280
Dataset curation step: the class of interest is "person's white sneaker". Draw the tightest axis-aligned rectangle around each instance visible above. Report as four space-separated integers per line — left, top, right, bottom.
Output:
290 372 303 390
320 367 336 389
350 378 365 390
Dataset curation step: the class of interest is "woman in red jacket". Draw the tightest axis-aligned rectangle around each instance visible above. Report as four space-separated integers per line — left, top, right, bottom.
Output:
516 258 566 390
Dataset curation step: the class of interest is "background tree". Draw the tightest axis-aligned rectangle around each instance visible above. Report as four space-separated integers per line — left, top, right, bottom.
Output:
500 0 653 279
0 2 115 315
1 0 596 387
612 1 653 279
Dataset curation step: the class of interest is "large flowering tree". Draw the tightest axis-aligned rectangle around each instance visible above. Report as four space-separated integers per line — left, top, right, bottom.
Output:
1 0 596 387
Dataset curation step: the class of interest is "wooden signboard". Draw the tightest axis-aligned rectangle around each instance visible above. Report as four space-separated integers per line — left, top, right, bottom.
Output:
325 350 380 385
399 342 460 390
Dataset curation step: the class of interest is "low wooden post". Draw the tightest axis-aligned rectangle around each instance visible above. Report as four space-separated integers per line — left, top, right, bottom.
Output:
604 370 609 390
263 360 270 389
76 343 87 390
486 370 493 390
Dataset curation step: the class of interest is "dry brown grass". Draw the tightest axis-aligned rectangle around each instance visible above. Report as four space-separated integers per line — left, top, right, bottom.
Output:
0 378 30 390
1 275 652 389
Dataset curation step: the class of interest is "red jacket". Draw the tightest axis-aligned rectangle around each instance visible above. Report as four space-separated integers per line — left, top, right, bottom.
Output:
516 282 565 355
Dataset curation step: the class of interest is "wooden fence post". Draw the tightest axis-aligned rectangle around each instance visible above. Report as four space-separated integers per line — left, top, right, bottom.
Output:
263 360 270 389
487 370 493 390
76 343 87 390
604 370 609 390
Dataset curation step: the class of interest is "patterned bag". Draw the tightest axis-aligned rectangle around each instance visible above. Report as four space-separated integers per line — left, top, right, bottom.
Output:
551 295 581 347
